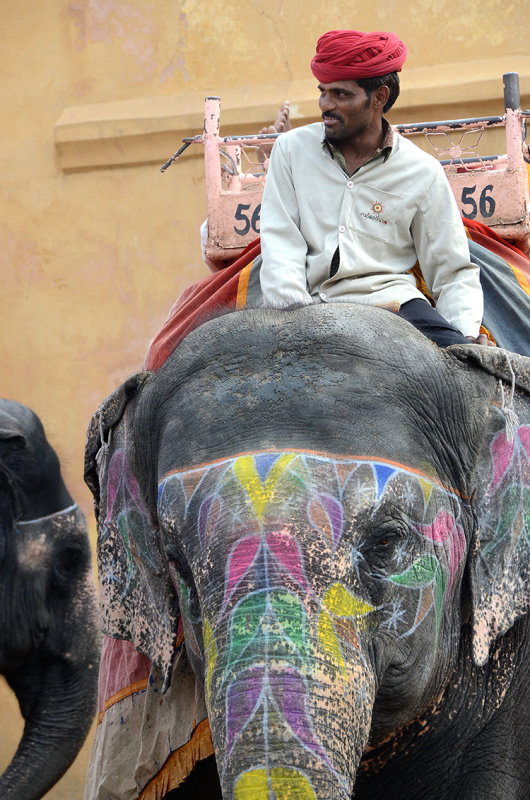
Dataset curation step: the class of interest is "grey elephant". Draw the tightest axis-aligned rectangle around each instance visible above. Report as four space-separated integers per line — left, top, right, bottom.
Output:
85 304 529 800
0 399 100 800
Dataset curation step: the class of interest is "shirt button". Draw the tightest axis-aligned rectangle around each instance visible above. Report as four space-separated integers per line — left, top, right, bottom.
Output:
320 292 327 300
338 225 345 233
347 181 353 188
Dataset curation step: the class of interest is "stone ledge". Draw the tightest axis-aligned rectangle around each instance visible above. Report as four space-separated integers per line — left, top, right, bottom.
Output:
54 56 530 172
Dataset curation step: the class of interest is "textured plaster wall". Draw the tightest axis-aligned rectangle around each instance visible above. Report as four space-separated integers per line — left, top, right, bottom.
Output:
0 1 528 797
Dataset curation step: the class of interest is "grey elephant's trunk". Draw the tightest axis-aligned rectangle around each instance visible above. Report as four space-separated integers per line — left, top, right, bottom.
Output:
0 654 99 799
205 654 375 799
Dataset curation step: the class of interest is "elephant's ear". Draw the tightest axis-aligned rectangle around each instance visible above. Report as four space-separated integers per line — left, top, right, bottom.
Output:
450 345 530 666
0 405 32 517
0 420 24 441
84 372 151 516
85 373 180 688
0 405 28 442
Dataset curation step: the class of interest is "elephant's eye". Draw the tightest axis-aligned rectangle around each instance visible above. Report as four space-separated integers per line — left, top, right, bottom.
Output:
376 533 400 552
51 542 88 592
366 526 407 564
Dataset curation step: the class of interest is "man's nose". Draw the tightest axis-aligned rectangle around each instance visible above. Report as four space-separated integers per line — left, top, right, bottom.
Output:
319 92 335 112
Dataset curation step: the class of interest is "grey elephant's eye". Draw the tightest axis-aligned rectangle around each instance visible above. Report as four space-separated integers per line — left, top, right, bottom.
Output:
52 542 88 591
364 525 408 566
375 534 401 555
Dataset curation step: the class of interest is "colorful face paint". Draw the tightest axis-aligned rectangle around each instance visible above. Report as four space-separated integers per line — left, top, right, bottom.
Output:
95 409 530 798
156 449 469 795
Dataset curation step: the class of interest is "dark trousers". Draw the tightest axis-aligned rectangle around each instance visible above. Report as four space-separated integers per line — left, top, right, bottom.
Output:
396 299 470 347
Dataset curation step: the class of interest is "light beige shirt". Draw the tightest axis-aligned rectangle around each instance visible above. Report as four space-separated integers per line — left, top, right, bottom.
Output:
260 122 483 337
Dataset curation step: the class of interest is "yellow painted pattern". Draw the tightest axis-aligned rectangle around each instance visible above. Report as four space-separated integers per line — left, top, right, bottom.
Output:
322 583 374 621
317 609 347 677
234 453 297 519
270 767 317 798
235 767 316 799
234 768 269 798
203 619 217 701
420 478 433 505
318 584 375 679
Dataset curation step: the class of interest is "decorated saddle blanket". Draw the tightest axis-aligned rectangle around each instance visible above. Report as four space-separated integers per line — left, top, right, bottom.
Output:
144 219 530 374
463 219 530 355
145 238 262 372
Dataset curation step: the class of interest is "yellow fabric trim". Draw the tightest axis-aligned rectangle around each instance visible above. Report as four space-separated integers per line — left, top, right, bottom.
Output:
409 261 435 305
137 718 214 800
236 261 253 309
479 324 496 343
507 259 530 295
97 678 149 724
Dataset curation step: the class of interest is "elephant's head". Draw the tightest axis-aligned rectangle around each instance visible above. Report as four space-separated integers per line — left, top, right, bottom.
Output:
90 305 529 799
0 399 100 800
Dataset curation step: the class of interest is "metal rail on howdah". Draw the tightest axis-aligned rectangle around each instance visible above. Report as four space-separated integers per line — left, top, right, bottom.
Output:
160 73 530 253
161 113 529 171
161 72 528 172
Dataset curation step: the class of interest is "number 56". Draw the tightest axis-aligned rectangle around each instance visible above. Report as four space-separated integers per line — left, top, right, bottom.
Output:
234 203 261 235
461 185 495 219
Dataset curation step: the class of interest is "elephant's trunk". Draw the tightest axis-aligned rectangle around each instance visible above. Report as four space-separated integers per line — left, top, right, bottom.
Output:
204 635 375 800
0 650 99 799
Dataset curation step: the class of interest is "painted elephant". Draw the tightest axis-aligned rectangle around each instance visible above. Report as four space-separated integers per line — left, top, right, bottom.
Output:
0 399 100 800
85 304 529 800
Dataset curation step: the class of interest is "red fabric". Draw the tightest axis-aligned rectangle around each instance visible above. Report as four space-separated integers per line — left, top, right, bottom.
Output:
145 219 528 375
98 636 151 713
463 217 530 280
310 30 407 82
144 238 261 372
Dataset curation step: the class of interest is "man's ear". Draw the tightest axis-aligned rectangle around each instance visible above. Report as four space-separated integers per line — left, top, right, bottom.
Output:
373 84 390 111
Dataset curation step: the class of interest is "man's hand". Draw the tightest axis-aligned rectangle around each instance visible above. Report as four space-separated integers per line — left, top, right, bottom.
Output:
466 334 496 347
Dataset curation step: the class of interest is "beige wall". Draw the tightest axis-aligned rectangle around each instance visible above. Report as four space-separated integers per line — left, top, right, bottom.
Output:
1 2 528 797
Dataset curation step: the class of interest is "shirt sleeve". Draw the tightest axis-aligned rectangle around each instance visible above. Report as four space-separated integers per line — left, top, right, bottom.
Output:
259 137 313 307
410 163 483 338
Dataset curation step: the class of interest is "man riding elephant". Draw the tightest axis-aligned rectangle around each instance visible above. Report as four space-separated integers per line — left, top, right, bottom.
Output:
260 29 494 348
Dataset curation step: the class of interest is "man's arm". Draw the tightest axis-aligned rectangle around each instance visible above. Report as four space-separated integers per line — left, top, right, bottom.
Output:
260 137 313 307
410 164 484 339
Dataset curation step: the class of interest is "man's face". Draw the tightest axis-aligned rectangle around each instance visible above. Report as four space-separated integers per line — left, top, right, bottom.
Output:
318 79 376 144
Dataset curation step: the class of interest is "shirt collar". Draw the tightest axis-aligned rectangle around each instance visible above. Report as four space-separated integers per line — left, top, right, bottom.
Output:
322 118 394 174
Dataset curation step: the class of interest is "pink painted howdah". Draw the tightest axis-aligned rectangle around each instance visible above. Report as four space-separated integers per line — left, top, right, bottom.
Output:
162 74 530 260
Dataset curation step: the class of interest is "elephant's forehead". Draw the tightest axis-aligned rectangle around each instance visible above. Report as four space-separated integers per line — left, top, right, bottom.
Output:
157 449 465 525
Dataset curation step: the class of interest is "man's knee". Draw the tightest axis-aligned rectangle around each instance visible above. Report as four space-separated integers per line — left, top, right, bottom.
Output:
396 299 469 347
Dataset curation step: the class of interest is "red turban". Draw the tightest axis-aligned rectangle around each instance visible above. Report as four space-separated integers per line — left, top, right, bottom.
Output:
310 30 407 82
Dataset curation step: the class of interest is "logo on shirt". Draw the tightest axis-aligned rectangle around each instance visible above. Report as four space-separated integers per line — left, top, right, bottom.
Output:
360 201 388 225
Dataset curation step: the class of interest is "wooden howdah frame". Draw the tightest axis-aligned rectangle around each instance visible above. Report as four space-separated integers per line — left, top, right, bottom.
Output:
162 72 530 261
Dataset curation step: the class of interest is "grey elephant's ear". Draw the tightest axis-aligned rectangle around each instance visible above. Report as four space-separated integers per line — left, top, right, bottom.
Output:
84 372 152 517
0 423 23 441
450 345 530 666
84 373 179 686
0 406 27 442
0 405 26 517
